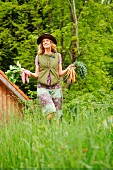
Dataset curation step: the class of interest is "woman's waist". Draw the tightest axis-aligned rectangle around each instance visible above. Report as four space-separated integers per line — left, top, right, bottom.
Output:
37 82 61 89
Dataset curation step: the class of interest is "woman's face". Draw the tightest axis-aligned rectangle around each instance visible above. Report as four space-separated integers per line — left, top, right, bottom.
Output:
42 38 51 49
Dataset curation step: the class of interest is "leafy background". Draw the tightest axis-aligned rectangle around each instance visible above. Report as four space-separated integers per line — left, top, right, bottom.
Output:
0 0 113 169
0 0 113 100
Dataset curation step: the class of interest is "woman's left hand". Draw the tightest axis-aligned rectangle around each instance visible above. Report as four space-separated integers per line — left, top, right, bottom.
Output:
67 64 76 72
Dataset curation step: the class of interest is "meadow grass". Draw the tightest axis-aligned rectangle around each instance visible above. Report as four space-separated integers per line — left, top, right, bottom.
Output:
0 101 113 169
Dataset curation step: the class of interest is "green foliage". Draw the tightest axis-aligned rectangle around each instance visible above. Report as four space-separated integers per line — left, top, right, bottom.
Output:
63 88 113 114
5 61 22 84
0 0 113 98
74 61 87 79
0 2 113 168
0 99 113 168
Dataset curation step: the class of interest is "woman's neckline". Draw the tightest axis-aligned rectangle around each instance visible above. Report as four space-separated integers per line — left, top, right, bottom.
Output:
44 52 54 55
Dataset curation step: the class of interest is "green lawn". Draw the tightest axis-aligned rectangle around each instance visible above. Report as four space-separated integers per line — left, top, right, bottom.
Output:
0 101 113 169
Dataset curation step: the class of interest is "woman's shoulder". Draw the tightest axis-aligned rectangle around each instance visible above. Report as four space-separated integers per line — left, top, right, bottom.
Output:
54 52 62 63
54 52 61 57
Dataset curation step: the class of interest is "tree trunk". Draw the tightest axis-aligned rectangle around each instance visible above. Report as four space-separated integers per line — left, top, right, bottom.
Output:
60 7 64 64
67 0 79 89
68 0 79 63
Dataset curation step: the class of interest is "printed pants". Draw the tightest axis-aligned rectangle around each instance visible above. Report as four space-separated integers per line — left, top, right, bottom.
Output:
37 87 63 118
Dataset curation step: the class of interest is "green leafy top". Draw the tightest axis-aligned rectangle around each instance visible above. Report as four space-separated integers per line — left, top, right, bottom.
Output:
5 61 23 84
73 61 87 79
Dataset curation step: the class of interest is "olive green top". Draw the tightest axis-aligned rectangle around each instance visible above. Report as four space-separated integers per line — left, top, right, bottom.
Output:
38 53 60 86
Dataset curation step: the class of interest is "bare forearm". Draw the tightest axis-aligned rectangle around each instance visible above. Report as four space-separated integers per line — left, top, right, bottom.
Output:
59 68 68 77
30 65 39 79
30 72 38 79
59 63 75 77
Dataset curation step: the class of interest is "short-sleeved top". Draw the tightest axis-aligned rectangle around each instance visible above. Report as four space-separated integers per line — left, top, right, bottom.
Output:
35 53 62 86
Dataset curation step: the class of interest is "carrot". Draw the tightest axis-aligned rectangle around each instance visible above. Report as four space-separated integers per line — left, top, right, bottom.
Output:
69 67 76 83
65 66 76 83
72 68 75 83
21 71 25 84
70 69 73 81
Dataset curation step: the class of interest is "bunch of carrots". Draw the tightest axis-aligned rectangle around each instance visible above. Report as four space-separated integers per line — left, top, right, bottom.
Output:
66 66 76 83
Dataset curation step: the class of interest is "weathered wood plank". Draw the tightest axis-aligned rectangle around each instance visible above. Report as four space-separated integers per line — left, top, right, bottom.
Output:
0 75 26 101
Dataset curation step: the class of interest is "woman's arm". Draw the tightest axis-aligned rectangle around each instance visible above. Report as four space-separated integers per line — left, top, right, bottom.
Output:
58 63 74 77
30 65 39 79
58 64 68 77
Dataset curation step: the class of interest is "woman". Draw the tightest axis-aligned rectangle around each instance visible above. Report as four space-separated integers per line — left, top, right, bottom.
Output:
30 33 74 121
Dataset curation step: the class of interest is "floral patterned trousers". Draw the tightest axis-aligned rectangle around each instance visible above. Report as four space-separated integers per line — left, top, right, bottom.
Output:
37 83 63 118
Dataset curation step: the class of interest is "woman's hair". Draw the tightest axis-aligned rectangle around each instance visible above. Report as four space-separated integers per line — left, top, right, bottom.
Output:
37 41 57 55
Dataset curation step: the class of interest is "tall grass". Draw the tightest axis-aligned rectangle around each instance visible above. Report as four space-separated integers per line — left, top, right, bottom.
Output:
0 100 113 169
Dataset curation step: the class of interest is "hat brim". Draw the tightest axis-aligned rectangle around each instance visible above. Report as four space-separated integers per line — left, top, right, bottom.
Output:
37 33 57 45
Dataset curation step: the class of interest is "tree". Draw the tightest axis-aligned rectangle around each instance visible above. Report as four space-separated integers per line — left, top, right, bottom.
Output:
0 0 113 98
